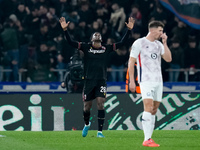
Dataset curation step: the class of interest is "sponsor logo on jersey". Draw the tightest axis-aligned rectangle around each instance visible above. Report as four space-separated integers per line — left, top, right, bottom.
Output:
89 49 105 54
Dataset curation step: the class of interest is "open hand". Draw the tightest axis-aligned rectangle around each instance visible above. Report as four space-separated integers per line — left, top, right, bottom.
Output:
59 17 70 31
125 17 135 30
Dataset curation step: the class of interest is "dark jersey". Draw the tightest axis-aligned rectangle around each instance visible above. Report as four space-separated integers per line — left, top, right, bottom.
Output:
64 29 131 80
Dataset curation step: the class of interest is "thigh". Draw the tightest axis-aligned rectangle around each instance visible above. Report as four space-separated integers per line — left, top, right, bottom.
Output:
140 82 154 100
83 80 96 101
154 82 163 102
95 80 107 98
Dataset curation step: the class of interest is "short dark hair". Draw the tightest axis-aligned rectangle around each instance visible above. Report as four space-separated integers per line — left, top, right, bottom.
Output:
148 21 164 29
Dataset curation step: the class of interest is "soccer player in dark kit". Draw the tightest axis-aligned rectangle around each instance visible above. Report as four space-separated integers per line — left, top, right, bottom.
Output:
59 16 135 138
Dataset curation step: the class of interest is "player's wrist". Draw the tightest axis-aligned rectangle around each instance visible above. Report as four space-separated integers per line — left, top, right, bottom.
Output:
128 27 132 30
63 27 67 31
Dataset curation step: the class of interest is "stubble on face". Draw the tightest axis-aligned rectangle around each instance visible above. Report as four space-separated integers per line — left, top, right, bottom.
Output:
155 27 163 40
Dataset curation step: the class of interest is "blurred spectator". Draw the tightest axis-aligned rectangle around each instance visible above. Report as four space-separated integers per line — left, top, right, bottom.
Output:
78 2 95 24
67 21 81 40
37 42 50 69
75 20 89 42
101 22 111 43
149 4 167 25
171 19 189 48
135 0 155 36
30 42 56 82
129 4 142 32
15 2 30 26
55 0 73 17
48 41 58 71
48 5 58 20
168 38 184 82
19 41 37 82
54 34 66 71
86 20 102 37
17 20 30 71
24 6 41 35
32 23 50 45
38 5 49 24
96 18 104 30
48 18 63 41
95 5 110 23
109 3 126 37
0 19 19 81
63 11 80 25
107 46 129 82
184 38 200 81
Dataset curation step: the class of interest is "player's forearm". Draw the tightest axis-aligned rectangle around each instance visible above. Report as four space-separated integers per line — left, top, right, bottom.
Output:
128 59 135 83
115 29 131 49
163 44 172 62
64 30 79 48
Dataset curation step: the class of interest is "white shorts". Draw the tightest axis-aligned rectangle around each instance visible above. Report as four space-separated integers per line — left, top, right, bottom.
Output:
139 82 163 102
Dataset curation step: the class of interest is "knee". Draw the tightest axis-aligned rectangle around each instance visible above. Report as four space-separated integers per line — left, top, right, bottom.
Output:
84 103 92 111
97 102 104 110
144 105 153 113
152 109 157 115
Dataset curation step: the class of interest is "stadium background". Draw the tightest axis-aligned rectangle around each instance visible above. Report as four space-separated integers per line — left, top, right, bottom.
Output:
0 0 200 131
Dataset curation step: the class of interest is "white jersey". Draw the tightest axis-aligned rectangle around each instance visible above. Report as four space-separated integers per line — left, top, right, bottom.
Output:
130 37 164 83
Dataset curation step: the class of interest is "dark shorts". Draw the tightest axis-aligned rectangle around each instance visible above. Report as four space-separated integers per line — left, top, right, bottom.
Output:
82 79 107 101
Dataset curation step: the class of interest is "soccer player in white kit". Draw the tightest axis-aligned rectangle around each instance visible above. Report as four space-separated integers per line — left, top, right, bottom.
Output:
128 21 172 147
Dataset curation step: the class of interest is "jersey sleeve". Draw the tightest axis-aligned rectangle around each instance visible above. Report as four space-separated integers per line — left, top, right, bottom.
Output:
160 42 165 55
64 30 79 48
130 39 141 58
115 29 131 49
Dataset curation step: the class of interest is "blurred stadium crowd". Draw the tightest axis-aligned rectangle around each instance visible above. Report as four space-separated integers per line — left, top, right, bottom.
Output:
0 0 199 83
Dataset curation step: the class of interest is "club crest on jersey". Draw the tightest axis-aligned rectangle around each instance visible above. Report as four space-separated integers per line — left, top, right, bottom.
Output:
147 92 151 96
151 53 157 59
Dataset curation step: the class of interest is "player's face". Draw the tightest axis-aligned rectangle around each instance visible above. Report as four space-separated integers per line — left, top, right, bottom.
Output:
151 27 163 40
91 32 102 42
156 27 163 40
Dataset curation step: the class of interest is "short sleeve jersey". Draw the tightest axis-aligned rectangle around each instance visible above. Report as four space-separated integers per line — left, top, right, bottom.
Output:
130 37 164 83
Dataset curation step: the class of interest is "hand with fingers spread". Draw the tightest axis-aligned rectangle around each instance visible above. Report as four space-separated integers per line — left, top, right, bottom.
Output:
125 17 135 30
59 17 70 31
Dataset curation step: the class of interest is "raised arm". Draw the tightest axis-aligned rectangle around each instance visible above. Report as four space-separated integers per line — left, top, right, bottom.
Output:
161 33 172 62
59 17 79 48
115 17 135 49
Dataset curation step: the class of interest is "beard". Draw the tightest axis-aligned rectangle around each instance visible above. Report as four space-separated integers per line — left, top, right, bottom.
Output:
92 39 102 42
